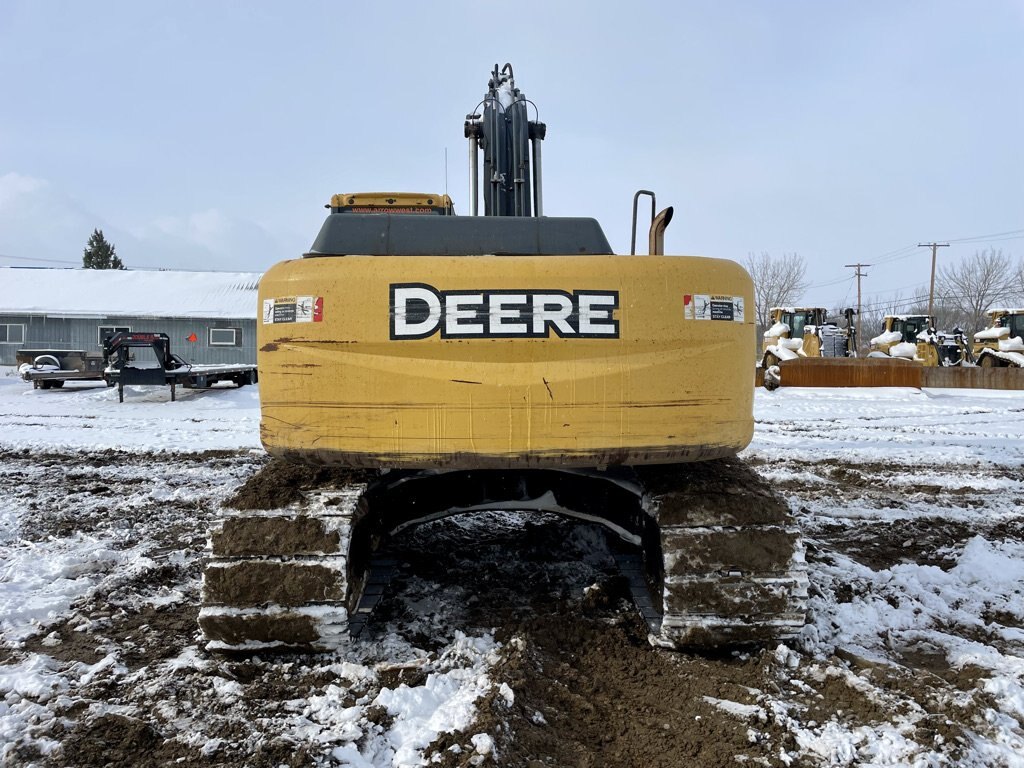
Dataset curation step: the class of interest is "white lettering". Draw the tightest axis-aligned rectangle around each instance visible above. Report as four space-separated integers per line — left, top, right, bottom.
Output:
578 294 618 335
445 294 485 335
393 286 441 337
490 294 528 334
531 294 574 335
390 284 620 339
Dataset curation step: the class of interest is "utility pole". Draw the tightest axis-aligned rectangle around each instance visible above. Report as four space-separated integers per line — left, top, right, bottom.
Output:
918 242 949 323
844 262 869 355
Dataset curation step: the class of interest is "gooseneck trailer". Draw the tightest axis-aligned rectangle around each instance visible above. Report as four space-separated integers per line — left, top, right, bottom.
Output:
102 332 258 402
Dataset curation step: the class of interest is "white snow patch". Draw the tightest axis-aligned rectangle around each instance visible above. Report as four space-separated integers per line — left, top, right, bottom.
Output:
870 330 903 346
372 633 499 766
702 696 766 722
888 341 918 359
471 732 494 755
0 535 124 644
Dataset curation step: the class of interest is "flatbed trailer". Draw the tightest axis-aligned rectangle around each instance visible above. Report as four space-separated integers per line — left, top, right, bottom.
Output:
18 349 108 389
103 332 258 402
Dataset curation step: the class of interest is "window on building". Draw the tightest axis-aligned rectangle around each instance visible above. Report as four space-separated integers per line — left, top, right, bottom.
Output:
209 327 241 346
0 324 26 344
98 326 131 346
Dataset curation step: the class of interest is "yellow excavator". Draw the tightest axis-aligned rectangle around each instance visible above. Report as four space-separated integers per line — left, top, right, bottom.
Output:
869 315 972 366
974 308 1024 368
199 64 806 652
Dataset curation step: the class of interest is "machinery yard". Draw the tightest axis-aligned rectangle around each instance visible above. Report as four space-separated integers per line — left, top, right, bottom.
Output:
1 371 1022 767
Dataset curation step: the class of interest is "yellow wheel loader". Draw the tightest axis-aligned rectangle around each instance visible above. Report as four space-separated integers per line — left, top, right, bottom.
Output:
974 309 1024 368
199 64 807 652
760 307 856 390
869 315 972 367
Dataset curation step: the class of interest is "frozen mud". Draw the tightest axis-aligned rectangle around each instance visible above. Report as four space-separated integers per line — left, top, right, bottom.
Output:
1 447 1022 767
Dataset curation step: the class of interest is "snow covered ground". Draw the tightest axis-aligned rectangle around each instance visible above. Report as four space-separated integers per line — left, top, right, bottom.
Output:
1 366 1023 766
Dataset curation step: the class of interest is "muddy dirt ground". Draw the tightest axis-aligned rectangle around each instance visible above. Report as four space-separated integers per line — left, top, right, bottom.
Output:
2 448 1023 767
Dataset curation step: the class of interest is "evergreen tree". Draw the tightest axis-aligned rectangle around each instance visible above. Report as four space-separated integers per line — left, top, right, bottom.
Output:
82 229 125 269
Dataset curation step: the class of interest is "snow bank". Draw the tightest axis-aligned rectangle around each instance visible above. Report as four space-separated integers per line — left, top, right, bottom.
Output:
748 386 1024 467
0 367 261 454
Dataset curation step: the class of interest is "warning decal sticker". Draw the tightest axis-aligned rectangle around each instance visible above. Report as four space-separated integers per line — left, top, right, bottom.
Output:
263 296 323 324
683 294 745 322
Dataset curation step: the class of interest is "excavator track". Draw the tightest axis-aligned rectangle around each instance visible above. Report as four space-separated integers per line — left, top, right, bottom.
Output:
199 485 366 651
199 459 806 652
637 460 807 646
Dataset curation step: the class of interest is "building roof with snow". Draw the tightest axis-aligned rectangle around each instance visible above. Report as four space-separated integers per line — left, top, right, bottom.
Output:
0 267 262 319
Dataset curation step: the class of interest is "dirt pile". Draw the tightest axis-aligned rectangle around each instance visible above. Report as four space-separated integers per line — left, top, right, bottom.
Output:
227 458 374 509
467 614 784 768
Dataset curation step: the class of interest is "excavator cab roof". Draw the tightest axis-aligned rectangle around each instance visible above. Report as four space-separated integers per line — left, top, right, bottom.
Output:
307 213 614 257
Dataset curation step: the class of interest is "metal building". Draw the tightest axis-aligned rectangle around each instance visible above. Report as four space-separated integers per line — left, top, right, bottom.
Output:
0 267 261 366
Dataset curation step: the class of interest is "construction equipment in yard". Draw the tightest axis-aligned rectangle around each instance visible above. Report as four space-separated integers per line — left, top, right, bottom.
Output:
868 315 972 367
199 64 807 653
974 309 1024 368
760 307 856 390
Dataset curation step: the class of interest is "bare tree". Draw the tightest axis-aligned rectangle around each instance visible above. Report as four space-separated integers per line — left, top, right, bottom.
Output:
745 252 809 329
1014 258 1024 305
859 290 929 342
935 249 1019 336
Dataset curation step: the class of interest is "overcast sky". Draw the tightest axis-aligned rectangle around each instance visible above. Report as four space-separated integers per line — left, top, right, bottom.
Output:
1 1 1021 312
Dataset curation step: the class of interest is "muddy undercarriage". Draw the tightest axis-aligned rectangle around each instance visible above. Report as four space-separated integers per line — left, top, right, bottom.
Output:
199 458 807 652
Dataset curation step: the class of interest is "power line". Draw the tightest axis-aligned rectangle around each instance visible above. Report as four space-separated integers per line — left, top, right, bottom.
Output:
805 274 855 290
818 227 1021 305
0 252 80 266
943 227 1024 244
872 244 921 266
856 286 1021 314
838 278 854 312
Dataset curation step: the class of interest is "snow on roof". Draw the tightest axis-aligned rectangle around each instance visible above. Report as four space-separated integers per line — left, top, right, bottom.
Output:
0 267 262 319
